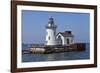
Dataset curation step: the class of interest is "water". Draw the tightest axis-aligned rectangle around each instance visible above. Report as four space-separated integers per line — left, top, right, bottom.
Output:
22 43 90 62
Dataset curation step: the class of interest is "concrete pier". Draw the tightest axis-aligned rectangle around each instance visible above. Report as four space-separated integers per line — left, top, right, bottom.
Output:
29 47 45 54
22 43 86 54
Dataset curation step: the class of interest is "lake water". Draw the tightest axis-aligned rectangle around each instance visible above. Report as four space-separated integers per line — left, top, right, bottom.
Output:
22 43 90 62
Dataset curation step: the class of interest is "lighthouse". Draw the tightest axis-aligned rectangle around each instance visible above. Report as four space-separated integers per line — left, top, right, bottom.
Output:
45 17 57 46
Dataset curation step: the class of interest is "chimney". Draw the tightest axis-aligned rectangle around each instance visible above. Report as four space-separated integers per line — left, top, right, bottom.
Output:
65 31 71 34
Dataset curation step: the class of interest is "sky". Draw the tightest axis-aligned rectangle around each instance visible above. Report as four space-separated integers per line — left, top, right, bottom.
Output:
22 10 90 44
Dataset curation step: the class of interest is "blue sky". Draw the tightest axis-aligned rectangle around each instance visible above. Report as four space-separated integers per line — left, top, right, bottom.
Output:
22 10 90 44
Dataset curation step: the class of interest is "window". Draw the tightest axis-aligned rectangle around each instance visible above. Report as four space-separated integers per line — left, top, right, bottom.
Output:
71 39 73 43
67 39 69 44
58 35 61 39
54 31 56 35
57 35 62 45
48 36 50 40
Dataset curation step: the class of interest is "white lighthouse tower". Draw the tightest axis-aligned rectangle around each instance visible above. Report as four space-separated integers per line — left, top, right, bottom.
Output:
45 17 57 46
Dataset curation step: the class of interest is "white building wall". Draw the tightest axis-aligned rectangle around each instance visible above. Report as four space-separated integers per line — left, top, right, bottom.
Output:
56 34 74 46
65 37 72 46
45 28 56 45
62 37 65 45
56 34 64 45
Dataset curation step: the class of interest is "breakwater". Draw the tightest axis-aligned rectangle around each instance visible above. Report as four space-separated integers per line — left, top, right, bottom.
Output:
22 43 86 54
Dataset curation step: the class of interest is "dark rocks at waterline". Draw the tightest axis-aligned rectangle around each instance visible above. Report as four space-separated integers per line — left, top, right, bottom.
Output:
44 43 86 54
44 46 85 54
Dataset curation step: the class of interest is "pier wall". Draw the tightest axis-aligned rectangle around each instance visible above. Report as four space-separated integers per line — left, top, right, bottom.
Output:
22 43 86 54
